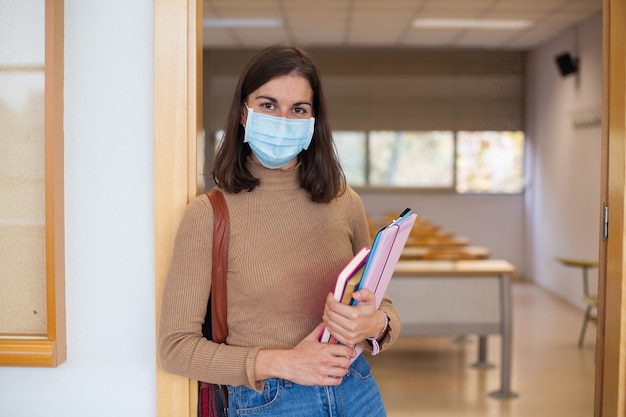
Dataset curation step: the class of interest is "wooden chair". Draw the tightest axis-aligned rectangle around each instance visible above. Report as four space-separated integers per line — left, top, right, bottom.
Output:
555 257 599 347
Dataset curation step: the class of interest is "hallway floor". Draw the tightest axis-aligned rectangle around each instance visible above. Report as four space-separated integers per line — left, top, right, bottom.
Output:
370 281 597 417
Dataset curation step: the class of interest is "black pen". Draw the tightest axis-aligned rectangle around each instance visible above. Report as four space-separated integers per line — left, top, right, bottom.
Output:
391 208 412 225
397 208 411 218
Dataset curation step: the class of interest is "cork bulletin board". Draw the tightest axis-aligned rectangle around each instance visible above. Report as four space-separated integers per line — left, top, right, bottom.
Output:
0 0 65 367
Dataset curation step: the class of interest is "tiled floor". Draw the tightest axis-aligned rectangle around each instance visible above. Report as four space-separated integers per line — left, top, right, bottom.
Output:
370 281 596 417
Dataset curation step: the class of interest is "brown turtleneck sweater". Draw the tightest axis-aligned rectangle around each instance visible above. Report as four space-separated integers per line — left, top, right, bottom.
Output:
158 161 400 390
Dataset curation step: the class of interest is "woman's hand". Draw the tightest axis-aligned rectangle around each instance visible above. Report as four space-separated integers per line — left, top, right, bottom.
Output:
254 323 355 386
322 289 386 346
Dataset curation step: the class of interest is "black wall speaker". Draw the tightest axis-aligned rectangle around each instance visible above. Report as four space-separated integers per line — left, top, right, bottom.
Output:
555 52 579 77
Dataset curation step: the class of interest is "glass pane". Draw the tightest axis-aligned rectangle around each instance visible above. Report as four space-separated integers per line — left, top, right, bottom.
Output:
333 131 367 186
0 0 47 335
456 131 525 194
369 131 454 187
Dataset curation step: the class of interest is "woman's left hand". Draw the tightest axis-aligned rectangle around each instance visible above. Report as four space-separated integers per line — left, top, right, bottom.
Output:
322 289 386 346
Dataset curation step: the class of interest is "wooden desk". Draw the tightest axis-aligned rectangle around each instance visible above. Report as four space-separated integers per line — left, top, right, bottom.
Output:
405 236 470 247
388 259 517 399
401 246 491 260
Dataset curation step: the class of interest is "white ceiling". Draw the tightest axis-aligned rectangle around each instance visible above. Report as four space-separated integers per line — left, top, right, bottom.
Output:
202 0 602 50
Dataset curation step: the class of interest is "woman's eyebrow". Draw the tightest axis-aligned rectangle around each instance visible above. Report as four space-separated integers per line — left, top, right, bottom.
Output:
254 95 277 103
254 95 312 107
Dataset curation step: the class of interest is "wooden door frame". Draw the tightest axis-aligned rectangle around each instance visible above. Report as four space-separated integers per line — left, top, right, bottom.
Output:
595 0 626 415
153 1 625 415
154 0 202 416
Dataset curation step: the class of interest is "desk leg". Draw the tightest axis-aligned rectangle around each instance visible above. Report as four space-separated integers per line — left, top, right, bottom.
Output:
489 274 518 399
472 335 495 369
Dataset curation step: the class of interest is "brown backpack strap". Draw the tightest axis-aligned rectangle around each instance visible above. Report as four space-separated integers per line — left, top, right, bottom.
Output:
205 188 229 343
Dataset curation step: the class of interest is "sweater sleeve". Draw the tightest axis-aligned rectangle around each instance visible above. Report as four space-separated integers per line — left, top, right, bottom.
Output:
365 297 401 354
157 195 261 389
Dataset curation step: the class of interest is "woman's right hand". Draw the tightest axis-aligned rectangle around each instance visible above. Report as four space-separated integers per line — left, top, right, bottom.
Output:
254 323 356 386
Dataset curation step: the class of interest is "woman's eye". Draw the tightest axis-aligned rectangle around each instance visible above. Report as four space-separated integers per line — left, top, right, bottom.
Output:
260 103 275 110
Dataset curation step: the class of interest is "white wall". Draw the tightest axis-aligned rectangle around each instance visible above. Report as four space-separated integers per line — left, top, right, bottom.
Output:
525 13 603 307
0 1 156 416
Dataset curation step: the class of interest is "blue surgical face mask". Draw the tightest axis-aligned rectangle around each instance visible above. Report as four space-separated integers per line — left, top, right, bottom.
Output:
243 107 315 169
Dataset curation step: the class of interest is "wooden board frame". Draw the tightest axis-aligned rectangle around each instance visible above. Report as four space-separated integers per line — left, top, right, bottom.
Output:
0 0 66 368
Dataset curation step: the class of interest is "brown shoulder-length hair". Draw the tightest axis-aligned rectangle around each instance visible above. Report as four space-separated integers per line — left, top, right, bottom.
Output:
211 44 346 203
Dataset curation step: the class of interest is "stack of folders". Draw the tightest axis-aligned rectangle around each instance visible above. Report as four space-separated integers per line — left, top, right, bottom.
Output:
319 246 371 344
319 208 417 345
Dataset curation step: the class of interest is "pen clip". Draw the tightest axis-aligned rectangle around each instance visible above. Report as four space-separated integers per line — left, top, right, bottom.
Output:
391 208 412 224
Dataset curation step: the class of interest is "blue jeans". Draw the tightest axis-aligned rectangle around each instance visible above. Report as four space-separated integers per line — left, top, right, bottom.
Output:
226 354 386 416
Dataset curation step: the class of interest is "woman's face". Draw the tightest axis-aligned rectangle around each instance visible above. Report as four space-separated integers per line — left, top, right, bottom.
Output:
242 72 314 122
241 72 315 169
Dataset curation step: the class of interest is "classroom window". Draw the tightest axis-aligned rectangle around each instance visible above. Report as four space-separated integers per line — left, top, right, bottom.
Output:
334 130 525 194
332 131 367 186
456 131 525 194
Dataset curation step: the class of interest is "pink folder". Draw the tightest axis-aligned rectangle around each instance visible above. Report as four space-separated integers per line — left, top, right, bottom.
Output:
356 210 417 308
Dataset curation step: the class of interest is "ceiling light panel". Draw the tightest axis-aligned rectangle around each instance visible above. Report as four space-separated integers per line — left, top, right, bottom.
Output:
203 18 282 28
413 18 532 30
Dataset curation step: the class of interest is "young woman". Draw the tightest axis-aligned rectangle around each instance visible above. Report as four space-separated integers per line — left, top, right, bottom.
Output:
158 44 400 416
